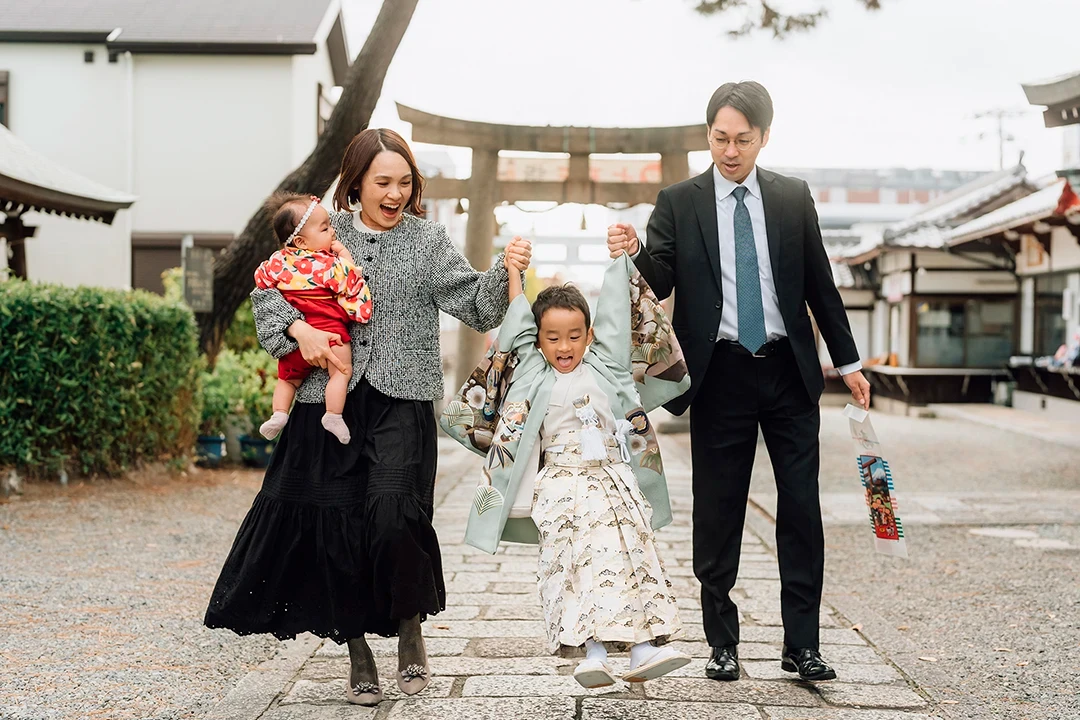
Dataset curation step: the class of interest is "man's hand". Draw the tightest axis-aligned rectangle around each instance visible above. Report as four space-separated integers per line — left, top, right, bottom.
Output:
606 223 640 258
504 236 532 272
843 370 871 410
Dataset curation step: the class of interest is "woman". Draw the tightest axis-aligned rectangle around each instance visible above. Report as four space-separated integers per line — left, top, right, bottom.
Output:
205 128 531 705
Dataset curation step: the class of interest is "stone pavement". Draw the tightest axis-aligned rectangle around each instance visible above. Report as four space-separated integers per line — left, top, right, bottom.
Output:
206 433 942 720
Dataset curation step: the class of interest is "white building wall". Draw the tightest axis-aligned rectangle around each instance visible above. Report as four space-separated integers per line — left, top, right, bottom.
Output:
0 43 131 287
131 54 295 235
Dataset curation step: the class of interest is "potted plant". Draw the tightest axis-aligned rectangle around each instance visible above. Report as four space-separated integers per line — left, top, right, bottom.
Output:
196 350 245 467
237 349 279 468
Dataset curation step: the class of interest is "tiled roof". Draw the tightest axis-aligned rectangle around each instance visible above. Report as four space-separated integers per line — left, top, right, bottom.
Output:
831 261 856 289
0 0 333 46
948 179 1068 244
0 124 135 223
884 163 1030 242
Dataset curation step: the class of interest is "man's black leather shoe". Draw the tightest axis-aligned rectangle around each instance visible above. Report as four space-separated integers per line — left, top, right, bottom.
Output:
780 645 837 681
705 644 739 681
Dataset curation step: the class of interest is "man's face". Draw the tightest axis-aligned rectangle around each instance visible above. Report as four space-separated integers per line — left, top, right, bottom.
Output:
708 105 770 184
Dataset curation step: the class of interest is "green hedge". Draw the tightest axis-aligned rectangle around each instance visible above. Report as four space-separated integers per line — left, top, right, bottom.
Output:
0 280 201 476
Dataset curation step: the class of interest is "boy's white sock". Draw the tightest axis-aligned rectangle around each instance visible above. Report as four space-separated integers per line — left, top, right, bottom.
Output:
585 639 607 662
321 412 351 444
629 641 656 669
260 411 290 440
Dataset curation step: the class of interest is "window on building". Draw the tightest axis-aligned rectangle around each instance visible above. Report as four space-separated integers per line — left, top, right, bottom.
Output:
0 71 9 128
915 297 1015 368
1034 273 1068 357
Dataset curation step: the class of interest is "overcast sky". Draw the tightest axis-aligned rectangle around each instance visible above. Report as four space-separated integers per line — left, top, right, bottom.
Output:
343 0 1080 179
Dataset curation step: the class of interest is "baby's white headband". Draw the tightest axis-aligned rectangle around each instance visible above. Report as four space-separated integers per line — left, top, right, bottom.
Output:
286 196 320 245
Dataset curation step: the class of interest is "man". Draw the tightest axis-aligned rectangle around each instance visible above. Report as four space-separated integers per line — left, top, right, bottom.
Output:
607 81 870 682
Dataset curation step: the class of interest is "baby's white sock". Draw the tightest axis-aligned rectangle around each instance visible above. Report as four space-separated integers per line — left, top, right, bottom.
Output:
585 639 607 662
630 641 656 669
321 412 351 444
259 411 290 440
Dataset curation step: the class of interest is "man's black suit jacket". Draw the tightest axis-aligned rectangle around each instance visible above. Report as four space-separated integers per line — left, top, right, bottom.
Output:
634 166 859 416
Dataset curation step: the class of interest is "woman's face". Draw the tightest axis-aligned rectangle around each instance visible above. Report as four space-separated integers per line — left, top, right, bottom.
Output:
357 150 413 230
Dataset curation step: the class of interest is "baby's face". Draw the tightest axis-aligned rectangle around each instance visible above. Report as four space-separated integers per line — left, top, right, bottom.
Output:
294 205 336 253
537 307 593 374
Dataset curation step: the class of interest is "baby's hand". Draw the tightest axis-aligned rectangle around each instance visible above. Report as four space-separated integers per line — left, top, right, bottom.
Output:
331 239 347 256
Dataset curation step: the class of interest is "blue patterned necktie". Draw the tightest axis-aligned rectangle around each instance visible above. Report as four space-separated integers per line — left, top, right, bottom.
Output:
732 185 767 354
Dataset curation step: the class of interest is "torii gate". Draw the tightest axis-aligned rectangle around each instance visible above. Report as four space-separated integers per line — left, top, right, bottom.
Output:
397 103 706 388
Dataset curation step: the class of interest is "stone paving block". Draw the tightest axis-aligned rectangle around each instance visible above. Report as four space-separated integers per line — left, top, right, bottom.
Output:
737 565 782 580
462 674 631 697
735 627 865 646
424 620 545 638
817 683 927 709
820 629 868 646
581 698 761 720
750 612 841 628
666 565 699 577
280 677 454 705
469 637 554 657
430 605 481 620
644 677 821 707
444 578 492 593
395 655 569 676
763 707 937 720
730 596 783 613
387 697 577 720
490 581 537 594
482 604 544 620
817 645 882 664
496 561 541 574
443 551 504 564
743 661 901 684
261 705 374 720
448 571 537 585
667 640 780 660
445 592 540 606
315 638 469 658
497 544 540 556
735 579 782 597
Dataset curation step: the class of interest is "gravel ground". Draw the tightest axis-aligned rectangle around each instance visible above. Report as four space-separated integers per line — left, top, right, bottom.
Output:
823 523 1080 720
0 467 282 720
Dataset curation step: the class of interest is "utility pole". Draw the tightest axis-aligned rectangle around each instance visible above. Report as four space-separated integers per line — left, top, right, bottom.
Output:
973 108 1030 169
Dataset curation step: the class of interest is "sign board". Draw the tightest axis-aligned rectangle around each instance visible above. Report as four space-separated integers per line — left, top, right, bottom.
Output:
182 237 214 313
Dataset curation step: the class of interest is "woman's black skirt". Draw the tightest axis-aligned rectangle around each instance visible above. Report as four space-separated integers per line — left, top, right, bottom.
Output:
204 378 445 642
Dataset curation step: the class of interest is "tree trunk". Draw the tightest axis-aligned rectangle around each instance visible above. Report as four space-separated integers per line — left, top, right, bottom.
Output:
197 0 419 358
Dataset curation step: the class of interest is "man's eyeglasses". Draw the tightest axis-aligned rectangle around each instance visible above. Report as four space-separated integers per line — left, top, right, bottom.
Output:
710 136 758 152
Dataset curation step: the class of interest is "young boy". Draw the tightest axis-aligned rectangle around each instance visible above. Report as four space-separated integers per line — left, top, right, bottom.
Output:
442 251 693 687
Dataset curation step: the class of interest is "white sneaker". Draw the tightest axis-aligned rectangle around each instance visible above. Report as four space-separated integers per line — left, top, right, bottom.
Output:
622 646 691 683
573 658 616 688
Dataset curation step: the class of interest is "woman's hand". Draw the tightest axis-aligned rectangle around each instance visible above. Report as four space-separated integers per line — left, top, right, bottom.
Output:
288 320 349 373
504 237 532 272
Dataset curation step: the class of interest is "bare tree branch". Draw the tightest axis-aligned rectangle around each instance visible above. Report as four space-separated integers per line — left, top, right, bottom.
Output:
695 0 881 39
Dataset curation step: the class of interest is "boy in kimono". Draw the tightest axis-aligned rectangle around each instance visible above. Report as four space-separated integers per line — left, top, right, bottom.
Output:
441 250 693 688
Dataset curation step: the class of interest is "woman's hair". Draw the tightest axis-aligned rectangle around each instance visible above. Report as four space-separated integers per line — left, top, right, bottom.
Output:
706 80 774 131
532 283 592 330
333 128 425 216
265 191 316 245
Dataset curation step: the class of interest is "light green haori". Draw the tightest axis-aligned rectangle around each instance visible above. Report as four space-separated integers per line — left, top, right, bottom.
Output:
439 253 691 554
